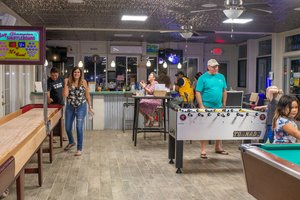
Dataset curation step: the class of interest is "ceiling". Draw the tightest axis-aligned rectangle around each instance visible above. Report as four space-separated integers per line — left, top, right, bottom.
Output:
2 0 300 44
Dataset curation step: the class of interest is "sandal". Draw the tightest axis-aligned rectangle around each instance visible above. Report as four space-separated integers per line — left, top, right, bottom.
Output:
0 189 9 198
64 143 76 151
215 150 229 155
200 153 208 159
148 120 154 127
74 150 82 156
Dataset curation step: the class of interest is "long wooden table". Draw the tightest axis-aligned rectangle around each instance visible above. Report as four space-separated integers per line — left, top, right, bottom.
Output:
0 105 63 200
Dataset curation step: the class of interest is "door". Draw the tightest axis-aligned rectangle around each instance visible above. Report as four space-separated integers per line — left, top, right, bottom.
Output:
288 58 300 101
256 57 271 93
218 62 228 84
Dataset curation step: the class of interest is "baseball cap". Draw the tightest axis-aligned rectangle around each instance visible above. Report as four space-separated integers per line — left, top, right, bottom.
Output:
207 59 219 67
175 71 184 76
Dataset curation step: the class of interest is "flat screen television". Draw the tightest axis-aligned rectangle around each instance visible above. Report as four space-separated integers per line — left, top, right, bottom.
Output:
158 49 183 65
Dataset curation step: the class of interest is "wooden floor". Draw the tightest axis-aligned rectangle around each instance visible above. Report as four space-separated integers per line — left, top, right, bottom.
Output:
5 130 255 200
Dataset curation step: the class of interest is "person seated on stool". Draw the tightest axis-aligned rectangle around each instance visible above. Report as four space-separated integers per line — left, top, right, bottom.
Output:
175 71 194 107
139 72 161 127
196 59 228 159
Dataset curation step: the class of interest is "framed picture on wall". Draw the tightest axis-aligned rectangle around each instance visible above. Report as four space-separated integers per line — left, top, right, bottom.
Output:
238 60 247 87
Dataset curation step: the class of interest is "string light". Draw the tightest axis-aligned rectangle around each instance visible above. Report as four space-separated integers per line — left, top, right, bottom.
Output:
146 60 151 67
177 63 182 69
44 59 48 67
78 60 83 68
110 60 116 67
163 61 167 68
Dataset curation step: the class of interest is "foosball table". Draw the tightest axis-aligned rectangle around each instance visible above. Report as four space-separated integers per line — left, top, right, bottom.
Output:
168 108 267 173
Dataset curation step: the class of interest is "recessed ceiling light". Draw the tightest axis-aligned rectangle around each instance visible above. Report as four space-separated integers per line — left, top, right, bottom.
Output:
202 4 217 8
223 18 253 24
121 15 148 21
294 7 300 11
68 0 84 3
114 34 133 37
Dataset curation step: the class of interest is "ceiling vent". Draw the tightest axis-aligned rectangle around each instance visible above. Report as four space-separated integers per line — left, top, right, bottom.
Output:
110 46 143 54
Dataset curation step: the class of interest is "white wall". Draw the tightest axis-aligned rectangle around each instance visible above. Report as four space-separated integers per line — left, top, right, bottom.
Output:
204 43 238 90
0 3 34 115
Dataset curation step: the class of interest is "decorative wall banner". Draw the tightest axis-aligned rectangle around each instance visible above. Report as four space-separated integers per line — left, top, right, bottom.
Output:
0 26 45 65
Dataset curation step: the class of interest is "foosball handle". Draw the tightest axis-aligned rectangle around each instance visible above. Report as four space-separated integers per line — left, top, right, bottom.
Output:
236 113 244 117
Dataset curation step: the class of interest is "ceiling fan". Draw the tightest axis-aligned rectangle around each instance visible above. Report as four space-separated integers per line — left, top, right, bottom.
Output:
190 0 272 19
159 24 214 40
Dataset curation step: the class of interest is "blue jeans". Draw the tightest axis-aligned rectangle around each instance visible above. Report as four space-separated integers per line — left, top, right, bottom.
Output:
65 102 87 151
263 125 274 143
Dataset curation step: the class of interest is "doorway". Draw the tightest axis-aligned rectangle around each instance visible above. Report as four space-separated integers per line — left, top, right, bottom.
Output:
218 62 228 84
256 57 271 93
287 58 300 100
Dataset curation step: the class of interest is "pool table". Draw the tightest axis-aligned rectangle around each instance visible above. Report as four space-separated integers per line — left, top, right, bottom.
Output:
240 143 300 200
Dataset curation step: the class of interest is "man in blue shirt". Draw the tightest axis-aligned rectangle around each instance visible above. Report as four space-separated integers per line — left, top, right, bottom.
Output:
195 59 228 159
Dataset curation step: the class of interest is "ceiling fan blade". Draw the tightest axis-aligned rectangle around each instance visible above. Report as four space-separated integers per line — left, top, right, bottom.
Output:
190 8 221 14
215 31 272 35
250 8 272 14
159 30 180 33
243 2 269 6
190 36 208 39
193 30 215 35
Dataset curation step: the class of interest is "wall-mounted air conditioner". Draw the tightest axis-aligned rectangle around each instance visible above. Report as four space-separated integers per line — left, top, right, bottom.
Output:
110 46 143 54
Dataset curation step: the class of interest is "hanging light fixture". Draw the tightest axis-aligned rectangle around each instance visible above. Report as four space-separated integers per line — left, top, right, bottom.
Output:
44 59 48 67
177 63 182 69
163 61 167 68
110 60 116 68
146 60 151 67
78 60 83 68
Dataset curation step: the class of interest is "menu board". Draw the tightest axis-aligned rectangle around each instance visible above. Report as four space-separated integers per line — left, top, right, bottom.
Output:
0 26 45 65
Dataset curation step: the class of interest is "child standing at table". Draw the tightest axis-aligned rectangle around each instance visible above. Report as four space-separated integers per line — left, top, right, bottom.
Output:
254 86 282 143
272 95 300 143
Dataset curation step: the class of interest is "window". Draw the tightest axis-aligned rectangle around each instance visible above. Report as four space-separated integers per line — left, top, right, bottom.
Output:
238 44 247 58
64 57 75 77
258 40 272 56
83 55 106 84
114 56 138 90
187 58 198 81
286 34 300 52
238 60 247 87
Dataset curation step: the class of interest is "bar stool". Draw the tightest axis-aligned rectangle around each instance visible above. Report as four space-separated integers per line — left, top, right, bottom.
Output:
122 93 134 132
143 105 164 139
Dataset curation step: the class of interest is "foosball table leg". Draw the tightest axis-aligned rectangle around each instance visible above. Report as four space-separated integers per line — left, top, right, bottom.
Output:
175 140 183 173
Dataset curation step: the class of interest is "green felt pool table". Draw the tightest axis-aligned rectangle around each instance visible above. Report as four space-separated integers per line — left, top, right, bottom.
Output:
240 143 300 200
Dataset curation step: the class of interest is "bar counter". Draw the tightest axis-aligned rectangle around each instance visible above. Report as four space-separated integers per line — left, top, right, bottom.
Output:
31 91 134 130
